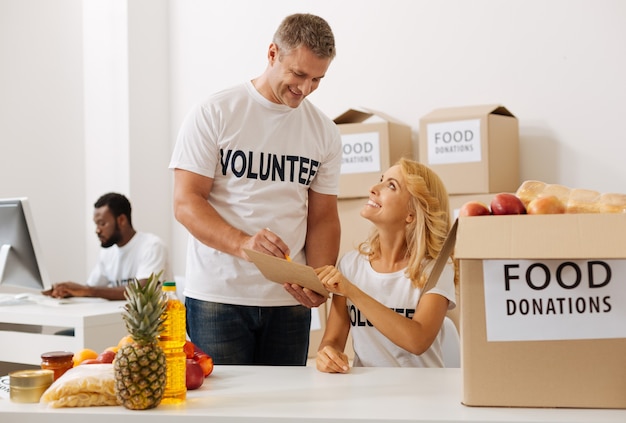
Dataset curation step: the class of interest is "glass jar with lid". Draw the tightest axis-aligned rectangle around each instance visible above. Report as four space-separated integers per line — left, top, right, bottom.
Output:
41 351 74 381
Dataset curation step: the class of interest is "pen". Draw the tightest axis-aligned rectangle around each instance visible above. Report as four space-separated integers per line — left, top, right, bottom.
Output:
266 227 291 261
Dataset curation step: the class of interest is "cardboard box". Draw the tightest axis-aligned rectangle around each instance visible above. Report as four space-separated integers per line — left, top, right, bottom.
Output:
308 302 327 359
338 197 373 257
450 214 626 408
334 108 413 199
419 104 519 195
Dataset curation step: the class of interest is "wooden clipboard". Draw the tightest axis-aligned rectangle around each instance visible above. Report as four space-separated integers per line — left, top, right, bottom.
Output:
244 249 329 298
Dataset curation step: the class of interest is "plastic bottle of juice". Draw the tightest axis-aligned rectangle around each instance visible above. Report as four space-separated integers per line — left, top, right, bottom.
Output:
158 281 186 404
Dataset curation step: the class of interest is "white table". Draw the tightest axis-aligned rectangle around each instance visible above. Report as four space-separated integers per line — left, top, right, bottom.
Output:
0 299 127 365
1 366 624 422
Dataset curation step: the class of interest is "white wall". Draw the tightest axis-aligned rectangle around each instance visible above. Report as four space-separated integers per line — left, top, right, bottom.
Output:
1 0 624 280
0 0 86 282
168 0 626 275
0 0 171 283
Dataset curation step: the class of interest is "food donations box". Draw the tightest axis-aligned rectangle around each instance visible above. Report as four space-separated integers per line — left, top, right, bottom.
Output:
419 104 519 195
451 213 626 408
334 108 413 199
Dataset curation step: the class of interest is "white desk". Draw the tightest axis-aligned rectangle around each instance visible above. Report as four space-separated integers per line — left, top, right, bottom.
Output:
1 366 624 422
0 300 127 365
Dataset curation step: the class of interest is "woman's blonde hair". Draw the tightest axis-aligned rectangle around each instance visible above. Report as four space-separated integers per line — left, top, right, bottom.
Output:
358 158 453 288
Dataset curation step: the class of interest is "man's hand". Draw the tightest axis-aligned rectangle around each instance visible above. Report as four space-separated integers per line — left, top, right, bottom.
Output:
241 228 290 261
43 282 91 298
283 283 327 308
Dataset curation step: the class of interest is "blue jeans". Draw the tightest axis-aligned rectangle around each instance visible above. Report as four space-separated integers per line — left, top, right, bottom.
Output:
185 298 311 366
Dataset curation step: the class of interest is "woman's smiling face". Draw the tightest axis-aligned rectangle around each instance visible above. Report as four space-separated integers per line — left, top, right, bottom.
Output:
361 165 413 229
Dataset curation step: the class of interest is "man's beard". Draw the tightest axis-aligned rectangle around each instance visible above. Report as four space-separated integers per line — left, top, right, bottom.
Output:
101 225 122 248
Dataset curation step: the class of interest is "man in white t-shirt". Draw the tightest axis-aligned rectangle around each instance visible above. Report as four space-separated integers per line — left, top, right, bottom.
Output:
44 192 171 301
169 13 341 366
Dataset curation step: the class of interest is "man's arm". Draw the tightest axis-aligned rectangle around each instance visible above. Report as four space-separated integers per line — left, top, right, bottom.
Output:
172 168 289 259
43 282 127 301
305 190 340 268
285 190 340 307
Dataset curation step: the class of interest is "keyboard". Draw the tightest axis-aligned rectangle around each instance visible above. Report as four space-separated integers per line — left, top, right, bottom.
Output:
0 293 107 307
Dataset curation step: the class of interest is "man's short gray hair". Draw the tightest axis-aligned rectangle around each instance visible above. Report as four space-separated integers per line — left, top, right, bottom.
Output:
273 13 336 60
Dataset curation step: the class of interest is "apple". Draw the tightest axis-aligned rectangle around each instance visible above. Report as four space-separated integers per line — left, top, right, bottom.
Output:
193 350 214 377
186 358 204 390
458 201 491 217
186 341 214 377
97 350 116 364
80 358 102 365
527 195 566 215
490 193 527 215
183 341 195 359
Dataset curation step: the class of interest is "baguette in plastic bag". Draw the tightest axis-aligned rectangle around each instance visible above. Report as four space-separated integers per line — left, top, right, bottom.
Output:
41 363 118 408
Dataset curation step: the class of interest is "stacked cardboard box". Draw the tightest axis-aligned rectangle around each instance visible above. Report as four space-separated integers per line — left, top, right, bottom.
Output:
419 104 519 196
333 107 413 256
334 108 413 199
418 104 520 334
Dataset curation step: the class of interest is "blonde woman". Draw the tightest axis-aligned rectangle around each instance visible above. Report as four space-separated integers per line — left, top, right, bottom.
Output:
316 158 456 372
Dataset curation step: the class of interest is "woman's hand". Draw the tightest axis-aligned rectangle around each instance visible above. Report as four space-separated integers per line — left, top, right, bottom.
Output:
316 345 350 373
315 265 353 297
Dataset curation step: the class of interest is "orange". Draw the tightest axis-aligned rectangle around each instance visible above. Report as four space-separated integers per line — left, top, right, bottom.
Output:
73 348 99 367
105 345 119 354
117 335 134 348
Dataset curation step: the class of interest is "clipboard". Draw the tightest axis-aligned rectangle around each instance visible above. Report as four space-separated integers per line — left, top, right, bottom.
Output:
244 249 329 298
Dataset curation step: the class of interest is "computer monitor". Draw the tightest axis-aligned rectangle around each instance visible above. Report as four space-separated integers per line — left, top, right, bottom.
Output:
0 197 51 294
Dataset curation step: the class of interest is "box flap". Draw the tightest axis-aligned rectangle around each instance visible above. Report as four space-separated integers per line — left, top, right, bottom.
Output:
455 214 626 259
419 220 458 301
420 104 515 121
334 108 406 125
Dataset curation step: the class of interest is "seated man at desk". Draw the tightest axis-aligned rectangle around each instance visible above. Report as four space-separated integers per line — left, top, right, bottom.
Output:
43 192 171 301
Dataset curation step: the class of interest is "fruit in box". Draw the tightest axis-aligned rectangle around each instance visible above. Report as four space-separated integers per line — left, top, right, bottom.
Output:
490 193 527 215
527 195 566 215
458 201 491 217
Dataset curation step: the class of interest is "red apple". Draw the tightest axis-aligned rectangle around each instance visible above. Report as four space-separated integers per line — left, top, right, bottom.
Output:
193 350 214 377
527 195 566 215
183 341 195 359
96 350 116 364
490 193 527 215
186 358 204 390
458 201 491 217
80 358 102 365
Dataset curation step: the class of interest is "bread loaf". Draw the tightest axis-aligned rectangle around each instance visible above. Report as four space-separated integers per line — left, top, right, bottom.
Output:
599 193 626 213
515 180 625 214
566 188 601 213
515 180 546 207
540 184 571 205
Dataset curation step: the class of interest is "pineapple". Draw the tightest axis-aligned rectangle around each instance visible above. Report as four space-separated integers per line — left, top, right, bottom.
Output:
114 273 168 410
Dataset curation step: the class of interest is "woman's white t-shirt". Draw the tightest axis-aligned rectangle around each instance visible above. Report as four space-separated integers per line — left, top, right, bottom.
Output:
338 250 456 368
169 81 342 307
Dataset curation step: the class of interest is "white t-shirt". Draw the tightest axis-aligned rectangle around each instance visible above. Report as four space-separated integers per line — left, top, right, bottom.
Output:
338 250 457 368
169 81 342 307
86 232 171 287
